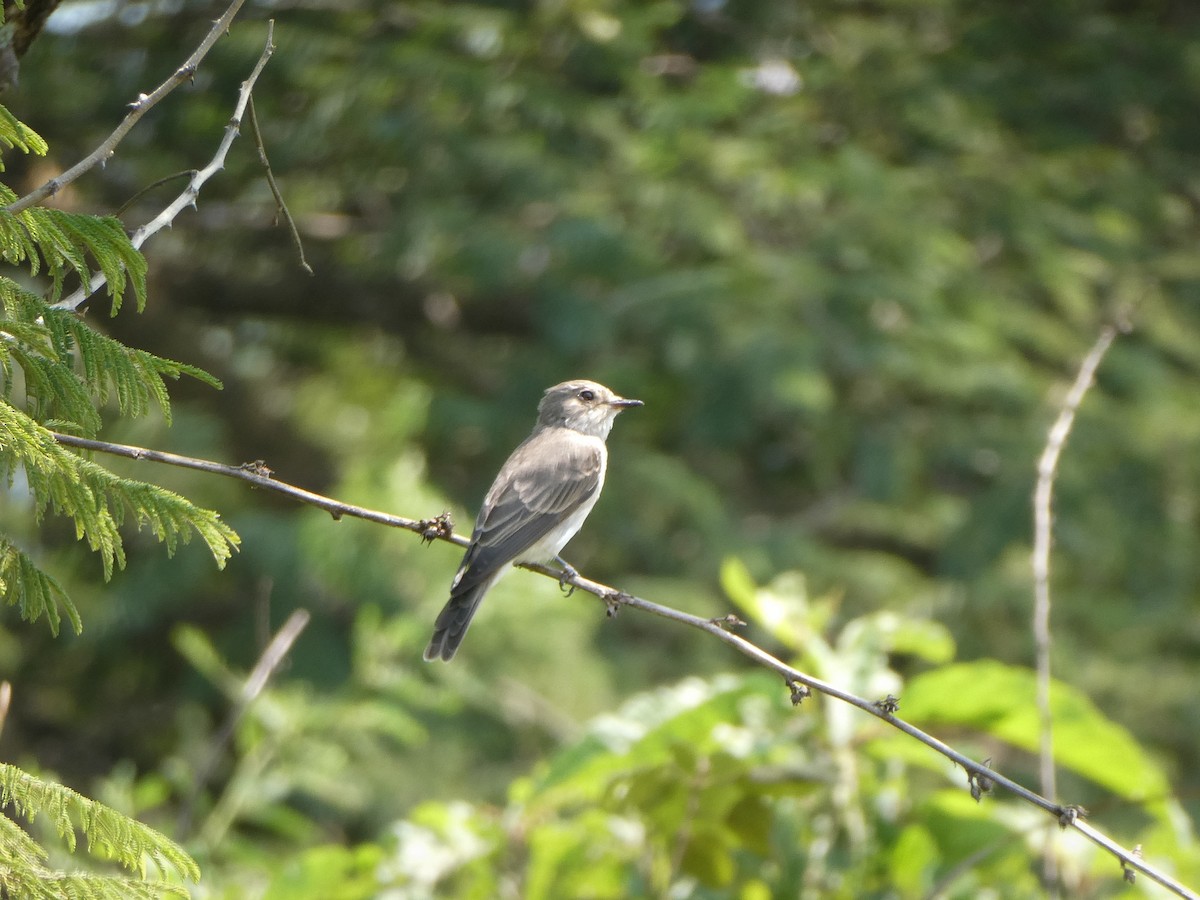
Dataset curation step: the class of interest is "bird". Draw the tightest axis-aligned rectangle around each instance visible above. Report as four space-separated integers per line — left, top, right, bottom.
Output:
424 379 643 662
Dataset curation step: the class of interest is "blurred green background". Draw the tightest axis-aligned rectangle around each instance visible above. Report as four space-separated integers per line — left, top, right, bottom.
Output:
2 0 1200 895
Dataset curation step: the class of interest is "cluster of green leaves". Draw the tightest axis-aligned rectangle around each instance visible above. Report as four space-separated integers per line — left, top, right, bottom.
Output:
0 100 234 896
0 150 237 634
0 763 197 899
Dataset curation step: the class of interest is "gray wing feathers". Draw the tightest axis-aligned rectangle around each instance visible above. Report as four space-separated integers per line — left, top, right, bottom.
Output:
451 430 602 592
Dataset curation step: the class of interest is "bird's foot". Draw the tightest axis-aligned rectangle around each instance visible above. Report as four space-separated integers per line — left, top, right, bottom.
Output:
553 556 578 595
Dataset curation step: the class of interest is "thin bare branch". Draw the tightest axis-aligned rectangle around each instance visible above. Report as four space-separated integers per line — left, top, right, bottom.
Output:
50 428 1195 899
4 0 252 214
114 170 197 218
177 606 311 838
1031 324 1119 887
0 681 11 743
247 95 313 275
51 21 278 312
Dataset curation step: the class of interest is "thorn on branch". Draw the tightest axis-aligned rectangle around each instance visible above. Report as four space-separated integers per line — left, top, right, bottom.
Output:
417 512 454 545
968 759 995 802
603 590 630 618
1057 804 1087 828
178 63 197 82
786 679 810 705
708 613 747 630
874 694 900 715
1123 844 1143 884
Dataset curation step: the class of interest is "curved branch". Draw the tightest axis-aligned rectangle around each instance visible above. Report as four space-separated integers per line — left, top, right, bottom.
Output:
4 0 252 214
1031 323 1119 885
48 429 1197 899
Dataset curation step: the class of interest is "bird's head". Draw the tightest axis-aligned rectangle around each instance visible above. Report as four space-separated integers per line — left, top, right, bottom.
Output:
537 380 643 438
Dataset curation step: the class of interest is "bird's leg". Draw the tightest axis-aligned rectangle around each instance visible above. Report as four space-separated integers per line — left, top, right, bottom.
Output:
553 555 578 595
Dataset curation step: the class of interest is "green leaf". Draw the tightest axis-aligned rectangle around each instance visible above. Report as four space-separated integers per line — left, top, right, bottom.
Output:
261 843 385 900
901 661 1169 799
680 825 735 887
720 558 821 651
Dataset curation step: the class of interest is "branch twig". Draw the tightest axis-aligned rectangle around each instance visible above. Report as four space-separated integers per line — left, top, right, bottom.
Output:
51 21 277 312
1031 324 1119 887
176 606 311 838
247 95 312 275
50 429 1196 899
4 0 252 215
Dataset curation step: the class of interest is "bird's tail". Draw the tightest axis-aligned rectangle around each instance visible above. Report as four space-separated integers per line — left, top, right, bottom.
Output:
423 579 491 662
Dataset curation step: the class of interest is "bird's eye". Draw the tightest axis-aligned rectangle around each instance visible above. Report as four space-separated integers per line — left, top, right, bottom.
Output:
578 389 595 402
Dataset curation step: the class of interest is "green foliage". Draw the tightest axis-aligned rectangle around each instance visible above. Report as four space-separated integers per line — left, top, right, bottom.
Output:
0 280 221 430
902 661 1169 801
0 536 78 634
0 103 47 168
0 402 238 615
0 764 198 898
0 96 233 900
0 182 146 312
258 843 385 900
0 100 234 636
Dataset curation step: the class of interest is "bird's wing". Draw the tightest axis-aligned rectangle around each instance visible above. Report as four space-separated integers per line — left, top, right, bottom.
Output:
452 430 603 592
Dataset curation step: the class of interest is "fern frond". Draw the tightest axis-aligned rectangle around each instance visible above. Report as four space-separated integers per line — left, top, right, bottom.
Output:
0 103 48 171
0 273 45 324
0 317 55 404
0 866 190 900
0 814 158 899
103 474 240 567
0 808 49 870
0 764 200 883
43 309 222 423
0 205 40 272
41 210 146 312
0 539 80 635
16 206 95 299
0 402 240 587
0 279 220 429
9 347 102 434
0 197 147 311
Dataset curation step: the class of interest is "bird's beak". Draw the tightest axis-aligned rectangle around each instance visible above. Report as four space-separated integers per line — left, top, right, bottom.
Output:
608 397 644 409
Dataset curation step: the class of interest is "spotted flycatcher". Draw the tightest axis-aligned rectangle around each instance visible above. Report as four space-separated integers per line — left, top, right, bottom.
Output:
424 379 642 661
